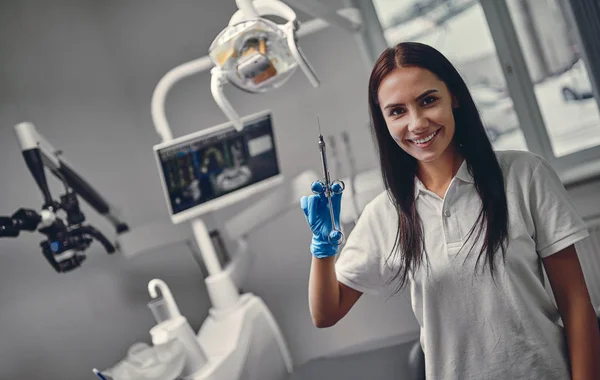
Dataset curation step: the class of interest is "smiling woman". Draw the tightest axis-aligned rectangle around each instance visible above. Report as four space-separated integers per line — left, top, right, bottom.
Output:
300 41 600 380
367 41 507 284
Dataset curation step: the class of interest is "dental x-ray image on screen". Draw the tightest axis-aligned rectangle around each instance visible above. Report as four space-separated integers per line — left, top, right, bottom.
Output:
154 110 282 224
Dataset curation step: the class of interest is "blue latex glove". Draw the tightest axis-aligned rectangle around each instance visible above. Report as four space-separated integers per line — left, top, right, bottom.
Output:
300 181 344 258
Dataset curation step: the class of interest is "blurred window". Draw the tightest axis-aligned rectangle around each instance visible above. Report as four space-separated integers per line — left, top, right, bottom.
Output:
504 0 600 157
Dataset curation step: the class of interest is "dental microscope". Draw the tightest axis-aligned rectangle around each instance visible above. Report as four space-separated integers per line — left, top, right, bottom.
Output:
0 122 128 272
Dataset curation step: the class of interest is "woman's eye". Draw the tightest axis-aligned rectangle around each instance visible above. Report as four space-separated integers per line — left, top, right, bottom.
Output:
389 108 405 117
422 96 438 106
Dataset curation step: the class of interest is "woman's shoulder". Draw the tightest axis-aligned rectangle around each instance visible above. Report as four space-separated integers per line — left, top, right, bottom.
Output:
495 149 542 166
495 150 544 181
353 190 399 247
364 190 395 214
355 190 397 227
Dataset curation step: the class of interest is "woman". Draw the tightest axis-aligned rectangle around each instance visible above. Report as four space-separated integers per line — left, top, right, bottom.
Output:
300 42 600 379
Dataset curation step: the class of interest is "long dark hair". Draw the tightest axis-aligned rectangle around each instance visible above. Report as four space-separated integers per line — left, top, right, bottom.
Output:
368 42 509 293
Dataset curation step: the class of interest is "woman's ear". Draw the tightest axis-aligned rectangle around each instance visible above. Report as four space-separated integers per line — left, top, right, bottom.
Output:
452 95 459 108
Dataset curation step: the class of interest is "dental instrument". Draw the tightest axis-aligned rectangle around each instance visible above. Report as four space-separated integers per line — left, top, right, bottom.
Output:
93 368 110 380
313 115 345 245
0 122 129 272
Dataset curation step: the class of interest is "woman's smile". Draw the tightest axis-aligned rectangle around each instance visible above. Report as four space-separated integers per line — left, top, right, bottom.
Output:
407 128 441 148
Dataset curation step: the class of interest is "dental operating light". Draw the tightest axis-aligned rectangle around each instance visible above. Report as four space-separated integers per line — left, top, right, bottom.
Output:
209 0 320 131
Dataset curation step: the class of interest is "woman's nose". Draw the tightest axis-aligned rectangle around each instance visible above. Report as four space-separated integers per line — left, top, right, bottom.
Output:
408 112 429 133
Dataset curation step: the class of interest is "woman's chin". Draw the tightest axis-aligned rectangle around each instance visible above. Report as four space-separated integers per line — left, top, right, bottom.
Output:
404 143 443 163
415 151 442 163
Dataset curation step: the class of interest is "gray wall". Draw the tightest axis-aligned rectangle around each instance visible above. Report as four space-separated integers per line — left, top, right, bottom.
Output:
0 1 419 379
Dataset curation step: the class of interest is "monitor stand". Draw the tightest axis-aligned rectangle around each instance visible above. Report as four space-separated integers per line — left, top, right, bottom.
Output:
183 216 294 379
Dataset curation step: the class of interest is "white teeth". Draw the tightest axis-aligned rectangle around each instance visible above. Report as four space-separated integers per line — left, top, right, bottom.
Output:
413 131 437 144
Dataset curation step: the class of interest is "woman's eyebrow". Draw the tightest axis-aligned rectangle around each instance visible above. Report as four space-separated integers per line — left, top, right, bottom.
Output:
416 88 439 101
383 89 440 110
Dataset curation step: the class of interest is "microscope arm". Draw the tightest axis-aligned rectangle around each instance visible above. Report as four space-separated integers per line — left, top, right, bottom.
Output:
14 122 129 234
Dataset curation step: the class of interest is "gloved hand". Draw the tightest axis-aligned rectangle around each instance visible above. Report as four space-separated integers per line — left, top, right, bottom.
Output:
300 181 344 258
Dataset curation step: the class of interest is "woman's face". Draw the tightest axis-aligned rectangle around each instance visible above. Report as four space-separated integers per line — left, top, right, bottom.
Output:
378 66 458 164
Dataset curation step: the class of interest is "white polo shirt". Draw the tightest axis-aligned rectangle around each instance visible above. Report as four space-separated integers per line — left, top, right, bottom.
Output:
335 150 589 380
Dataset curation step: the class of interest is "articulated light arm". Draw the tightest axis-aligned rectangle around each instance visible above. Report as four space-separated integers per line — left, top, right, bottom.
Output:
210 67 244 132
151 56 214 142
235 0 260 20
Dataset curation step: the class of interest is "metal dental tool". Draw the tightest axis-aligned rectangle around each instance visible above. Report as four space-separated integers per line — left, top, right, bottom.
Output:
313 115 345 245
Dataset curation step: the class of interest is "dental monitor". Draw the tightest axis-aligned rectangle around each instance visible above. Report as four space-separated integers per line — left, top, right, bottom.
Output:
154 110 282 224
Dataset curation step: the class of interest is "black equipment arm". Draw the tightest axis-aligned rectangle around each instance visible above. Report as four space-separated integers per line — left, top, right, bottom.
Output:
1 122 131 272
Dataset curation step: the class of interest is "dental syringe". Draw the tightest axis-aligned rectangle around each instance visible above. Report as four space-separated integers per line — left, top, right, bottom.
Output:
314 115 345 245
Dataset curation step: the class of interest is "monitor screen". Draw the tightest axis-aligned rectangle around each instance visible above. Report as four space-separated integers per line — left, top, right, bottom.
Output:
154 110 282 224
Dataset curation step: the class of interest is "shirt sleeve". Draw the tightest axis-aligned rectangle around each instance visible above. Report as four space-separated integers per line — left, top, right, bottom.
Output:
528 156 589 258
335 201 389 296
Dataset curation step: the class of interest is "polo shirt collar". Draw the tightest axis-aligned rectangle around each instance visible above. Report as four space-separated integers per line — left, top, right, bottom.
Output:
455 159 475 184
413 159 474 199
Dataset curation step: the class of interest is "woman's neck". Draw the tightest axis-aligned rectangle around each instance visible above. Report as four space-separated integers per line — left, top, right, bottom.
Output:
417 146 463 198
